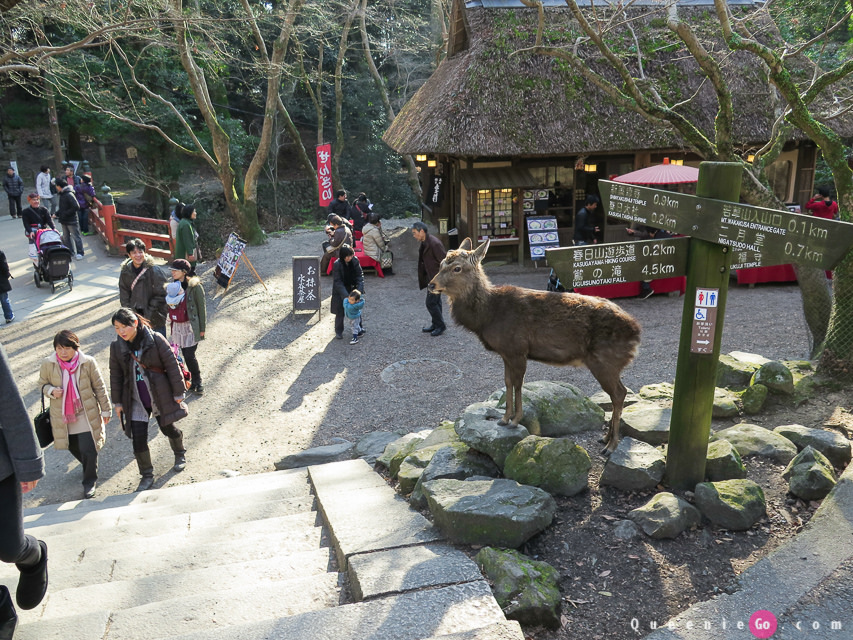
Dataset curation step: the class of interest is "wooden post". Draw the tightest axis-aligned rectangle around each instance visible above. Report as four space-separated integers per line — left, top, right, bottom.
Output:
665 162 742 490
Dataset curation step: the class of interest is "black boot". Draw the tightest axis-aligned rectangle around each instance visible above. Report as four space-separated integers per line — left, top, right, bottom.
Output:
135 450 155 491
0 585 17 640
15 540 48 610
169 435 187 472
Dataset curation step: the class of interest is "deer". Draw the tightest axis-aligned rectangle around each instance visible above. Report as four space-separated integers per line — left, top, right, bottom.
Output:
428 237 641 454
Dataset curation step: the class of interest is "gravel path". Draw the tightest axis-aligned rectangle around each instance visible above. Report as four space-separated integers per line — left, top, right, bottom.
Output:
8 220 810 507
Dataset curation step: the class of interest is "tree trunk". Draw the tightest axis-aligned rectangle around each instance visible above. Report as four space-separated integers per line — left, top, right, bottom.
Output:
357 0 422 203
332 0 360 191
45 75 64 171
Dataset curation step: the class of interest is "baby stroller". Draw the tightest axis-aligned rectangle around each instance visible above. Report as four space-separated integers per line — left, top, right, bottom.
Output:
32 228 74 293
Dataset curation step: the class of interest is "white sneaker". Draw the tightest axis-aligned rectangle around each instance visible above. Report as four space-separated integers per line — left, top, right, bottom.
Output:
75 254 84 260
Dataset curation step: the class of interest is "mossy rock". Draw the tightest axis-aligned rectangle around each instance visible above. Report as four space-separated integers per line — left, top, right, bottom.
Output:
740 384 768 415
503 435 591 497
377 430 431 478
638 382 675 400
705 439 747 481
751 361 795 395
716 354 759 389
713 388 740 418
694 479 766 530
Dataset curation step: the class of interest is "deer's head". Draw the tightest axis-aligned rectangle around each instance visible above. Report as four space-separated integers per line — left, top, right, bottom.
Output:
428 237 490 299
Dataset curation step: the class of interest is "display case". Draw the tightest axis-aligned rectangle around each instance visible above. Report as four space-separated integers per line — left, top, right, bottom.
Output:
475 188 517 242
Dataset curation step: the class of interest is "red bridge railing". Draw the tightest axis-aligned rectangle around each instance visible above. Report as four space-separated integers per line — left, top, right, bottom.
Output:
89 189 174 260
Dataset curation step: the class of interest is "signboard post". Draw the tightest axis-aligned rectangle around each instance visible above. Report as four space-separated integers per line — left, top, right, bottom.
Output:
214 233 267 292
292 256 321 318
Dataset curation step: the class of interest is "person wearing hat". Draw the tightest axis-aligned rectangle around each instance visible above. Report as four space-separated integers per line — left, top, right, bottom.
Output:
165 259 206 394
20 193 55 243
3 168 24 219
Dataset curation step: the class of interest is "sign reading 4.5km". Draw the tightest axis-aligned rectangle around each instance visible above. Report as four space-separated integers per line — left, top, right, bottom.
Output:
599 180 853 270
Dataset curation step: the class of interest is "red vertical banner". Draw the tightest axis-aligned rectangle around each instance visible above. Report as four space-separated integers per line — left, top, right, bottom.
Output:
316 143 333 207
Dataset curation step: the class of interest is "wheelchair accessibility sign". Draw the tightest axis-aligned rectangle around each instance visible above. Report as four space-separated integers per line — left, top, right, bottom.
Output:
691 287 719 354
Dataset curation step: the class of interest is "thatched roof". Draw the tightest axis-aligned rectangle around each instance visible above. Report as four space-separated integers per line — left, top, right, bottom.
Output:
383 1 851 157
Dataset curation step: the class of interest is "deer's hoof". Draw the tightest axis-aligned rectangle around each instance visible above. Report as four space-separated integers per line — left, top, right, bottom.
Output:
497 418 509 426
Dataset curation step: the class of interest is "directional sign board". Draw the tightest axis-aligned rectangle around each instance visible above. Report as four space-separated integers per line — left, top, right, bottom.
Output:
691 288 719 354
546 237 689 288
599 180 853 270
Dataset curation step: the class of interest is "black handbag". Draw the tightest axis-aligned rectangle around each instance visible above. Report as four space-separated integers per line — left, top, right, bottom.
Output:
34 388 53 448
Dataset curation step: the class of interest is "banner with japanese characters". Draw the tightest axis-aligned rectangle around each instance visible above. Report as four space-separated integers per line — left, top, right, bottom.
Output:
316 143 333 207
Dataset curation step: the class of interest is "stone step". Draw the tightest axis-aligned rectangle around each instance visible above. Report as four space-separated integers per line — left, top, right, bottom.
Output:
15 572 341 640
24 470 313 530
159 581 508 640
25 492 315 543
39 558 340 621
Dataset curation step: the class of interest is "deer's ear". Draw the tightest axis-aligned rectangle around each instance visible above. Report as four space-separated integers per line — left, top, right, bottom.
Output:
459 237 473 251
472 238 490 263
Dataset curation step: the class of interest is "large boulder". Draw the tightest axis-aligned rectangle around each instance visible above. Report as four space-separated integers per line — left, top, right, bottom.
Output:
376 429 432 478
475 547 561 630
705 439 747 481
489 381 605 437
355 431 403 465
751 361 795 395
694 479 766 530
782 446 838 501
628 492 701 539
454 401 530 469
274 440 354 470
419 420 462 449
409 445 501 509
600 437 666 491
503 436 591 497
620 403 671 446
772 424 851 468
716 353 761 389
422 478 556 548
715 423 798 464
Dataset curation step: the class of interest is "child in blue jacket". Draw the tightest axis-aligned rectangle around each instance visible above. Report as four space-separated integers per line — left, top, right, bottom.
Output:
343 290 365 345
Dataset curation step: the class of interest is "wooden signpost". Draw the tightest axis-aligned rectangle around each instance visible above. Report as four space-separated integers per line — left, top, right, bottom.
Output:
549 164 853 489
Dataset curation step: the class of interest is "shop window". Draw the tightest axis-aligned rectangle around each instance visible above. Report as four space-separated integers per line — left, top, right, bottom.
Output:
476 188 517 241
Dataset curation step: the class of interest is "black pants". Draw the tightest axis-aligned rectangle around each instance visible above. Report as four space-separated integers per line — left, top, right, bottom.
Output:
68 432 98 487
181 344 201 385
426 291 445 330
0 474 40 569
7 195 21 217
334 311 345 338
130 417 183 454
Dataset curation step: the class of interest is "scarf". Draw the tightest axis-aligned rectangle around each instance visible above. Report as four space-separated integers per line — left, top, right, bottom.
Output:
57 351 84 423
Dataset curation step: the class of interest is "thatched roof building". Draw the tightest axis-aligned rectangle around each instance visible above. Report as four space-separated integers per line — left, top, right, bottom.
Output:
383 0 842 265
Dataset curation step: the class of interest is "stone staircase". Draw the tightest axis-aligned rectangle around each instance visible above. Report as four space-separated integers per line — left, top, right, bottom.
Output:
1 459 524 640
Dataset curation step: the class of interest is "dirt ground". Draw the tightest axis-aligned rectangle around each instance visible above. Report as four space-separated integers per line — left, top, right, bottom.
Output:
5 218 851 639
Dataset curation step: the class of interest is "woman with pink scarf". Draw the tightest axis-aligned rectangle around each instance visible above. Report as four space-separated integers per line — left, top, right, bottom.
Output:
37 330 111 499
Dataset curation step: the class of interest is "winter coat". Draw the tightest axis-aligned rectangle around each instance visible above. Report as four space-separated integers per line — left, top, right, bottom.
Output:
3 172 24 197
343 297 364 319
56 186 80 225
327 199 351 219
331 257 364 316
118 255 169 329
805 197 839 220
36 171 53 200
360 223 387 262
21 205 54 236
74 182 95 211
326 225 353 255
37 352 111 452
0 344 44 484
109 326 187 425
0 250 11 294
417 232 446 289
167 276 206 342
174 218 198 263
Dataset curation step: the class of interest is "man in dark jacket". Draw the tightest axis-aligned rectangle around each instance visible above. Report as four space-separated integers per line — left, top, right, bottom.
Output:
118 238 169 336
0 250 13 323
327 189 351 218
412 221 447 336
55 178 85 259
573 194 601 246
3 168 24 219
20 193 55 243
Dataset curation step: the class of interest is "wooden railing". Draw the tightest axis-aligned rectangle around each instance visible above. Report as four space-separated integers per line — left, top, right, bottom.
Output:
90 189 174 260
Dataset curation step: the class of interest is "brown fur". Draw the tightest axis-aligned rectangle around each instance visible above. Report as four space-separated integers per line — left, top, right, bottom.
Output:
428 238 641 453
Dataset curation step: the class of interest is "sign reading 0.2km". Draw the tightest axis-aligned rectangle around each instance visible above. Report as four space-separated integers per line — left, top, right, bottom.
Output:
599 180 853 271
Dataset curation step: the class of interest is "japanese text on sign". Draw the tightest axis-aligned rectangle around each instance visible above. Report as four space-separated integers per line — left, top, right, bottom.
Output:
316 143 333 207
293 256 321 312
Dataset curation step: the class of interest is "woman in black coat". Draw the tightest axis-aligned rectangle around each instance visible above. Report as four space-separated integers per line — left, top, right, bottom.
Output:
330 244 364 340
0 344 49 634
109 307 188 491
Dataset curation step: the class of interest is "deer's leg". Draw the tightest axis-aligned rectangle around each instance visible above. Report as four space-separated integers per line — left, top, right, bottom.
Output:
498 355 527 427
586 361 627 454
